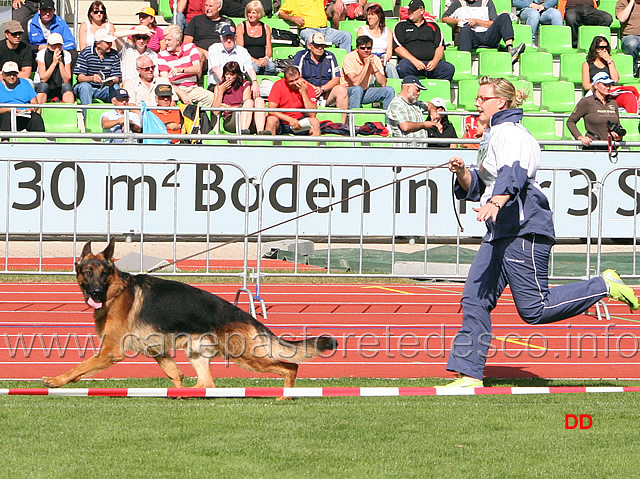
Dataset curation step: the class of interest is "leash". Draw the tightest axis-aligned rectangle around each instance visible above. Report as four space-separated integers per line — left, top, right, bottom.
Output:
147 161 452 273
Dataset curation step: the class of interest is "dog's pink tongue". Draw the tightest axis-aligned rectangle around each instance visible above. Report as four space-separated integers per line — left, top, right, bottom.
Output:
87 298 103 309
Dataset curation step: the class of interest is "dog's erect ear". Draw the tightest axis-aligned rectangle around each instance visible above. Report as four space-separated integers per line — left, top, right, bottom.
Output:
101 237 115 262
80 241 93 259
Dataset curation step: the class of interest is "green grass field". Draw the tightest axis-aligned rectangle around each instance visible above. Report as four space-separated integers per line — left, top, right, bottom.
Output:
1 377 639 478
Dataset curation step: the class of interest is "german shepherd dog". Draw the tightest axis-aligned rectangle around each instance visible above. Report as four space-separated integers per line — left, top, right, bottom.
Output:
42 239 337 391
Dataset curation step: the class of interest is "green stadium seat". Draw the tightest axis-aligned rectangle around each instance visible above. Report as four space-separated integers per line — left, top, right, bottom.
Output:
423 79 454 109
262 17 291 31
385 18 400 33
386 77 402 95
158 0 173 22
352 108 386 126
56 137 94 143
316 109 343 123
538 25 574 55
325 46 347 64
437 22 454 46
84 107 111 133
493 0 513 15
577 25 611 53
374 0 394 12
41 105 81 133
519 51 557 83
338 19 366 49
540 81 576 112
521 116 559 141
273 46 302 60
478 51 517 79
512 23 534 47
457 79 479 111
14 136 47 142
443 50 475 81
559 52 587 84
598 0 621 32
513 80 539 111
619 117 640 150
611 53 640 85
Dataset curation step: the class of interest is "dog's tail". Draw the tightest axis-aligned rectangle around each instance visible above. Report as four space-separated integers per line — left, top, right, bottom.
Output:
269 334 338 363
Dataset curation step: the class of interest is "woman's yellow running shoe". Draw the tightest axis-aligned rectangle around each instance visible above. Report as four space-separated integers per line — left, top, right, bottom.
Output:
438 376 484 388
602 269 639 310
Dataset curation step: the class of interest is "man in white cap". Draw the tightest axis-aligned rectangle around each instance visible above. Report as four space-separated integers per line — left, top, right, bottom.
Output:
0 20 32 81
100 87 142 143
34 32 74 104
386 75 441 147
0 61 45 137
114 25 158 84
73 28 122 105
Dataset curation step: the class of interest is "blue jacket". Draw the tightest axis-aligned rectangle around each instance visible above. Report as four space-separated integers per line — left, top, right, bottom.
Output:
28 13 76 51
512 0 558 15
455 108 555 242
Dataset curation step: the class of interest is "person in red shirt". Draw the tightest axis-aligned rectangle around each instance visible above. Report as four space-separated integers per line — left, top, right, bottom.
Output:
265 65 321 136
150 83 182 143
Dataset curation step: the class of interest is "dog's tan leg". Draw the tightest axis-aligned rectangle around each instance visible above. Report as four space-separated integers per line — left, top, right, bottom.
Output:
154 355 185 388
233 356 298 399
42 343 125 387
187 352 216 388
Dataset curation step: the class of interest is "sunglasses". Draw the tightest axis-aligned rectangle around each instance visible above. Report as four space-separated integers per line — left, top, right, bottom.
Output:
92 9 105 13
358 45 372 50
311 43 325 48
137 66 154 71
133 35 148 40
139 13 150 18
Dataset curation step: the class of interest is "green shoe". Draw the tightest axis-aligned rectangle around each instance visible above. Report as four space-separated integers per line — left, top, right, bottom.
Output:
602 269 639 310
438 376 484 388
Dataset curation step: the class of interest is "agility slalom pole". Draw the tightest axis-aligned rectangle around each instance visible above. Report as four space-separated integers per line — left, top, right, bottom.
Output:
2 386 640 398
147 161 452 273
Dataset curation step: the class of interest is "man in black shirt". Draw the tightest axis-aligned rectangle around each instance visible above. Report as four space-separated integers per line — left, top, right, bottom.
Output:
0 20 32 81
393 0 455 80
184 0 234 66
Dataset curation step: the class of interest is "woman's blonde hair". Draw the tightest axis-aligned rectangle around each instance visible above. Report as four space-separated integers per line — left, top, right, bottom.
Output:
245 0 265 19
478 76 528 109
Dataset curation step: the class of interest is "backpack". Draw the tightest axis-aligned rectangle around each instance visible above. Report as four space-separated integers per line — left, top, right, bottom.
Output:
179 104 213 144
273 55 294 74
271 28 300 47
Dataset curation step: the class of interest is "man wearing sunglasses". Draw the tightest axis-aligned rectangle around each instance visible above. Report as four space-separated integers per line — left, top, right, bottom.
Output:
0 21 32 81
123 55 170 107
114 25 157 84
28 0 76 52
341 35 395 110
0 61 45 138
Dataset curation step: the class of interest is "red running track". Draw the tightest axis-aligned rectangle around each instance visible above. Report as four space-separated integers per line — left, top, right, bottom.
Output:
1 281 639 382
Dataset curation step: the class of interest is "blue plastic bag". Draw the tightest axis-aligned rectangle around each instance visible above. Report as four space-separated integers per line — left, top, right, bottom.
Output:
141 101 170 144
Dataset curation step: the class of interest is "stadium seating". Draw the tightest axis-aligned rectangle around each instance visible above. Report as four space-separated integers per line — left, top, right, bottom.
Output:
338 19 365 49
577 25 611 53
352 108 386 126
559 52 587 84
262 17 291 31
374 0 394 12
538 25 574 55
619 117 640 150
457 79 479 111
540 81 577 112
423 79 454 109
41 106 80 133
598 0 621 32
521 116 560 141
519 51 557 83
478 51 517 80
443 50 475 81
84 108 111 133
158 0 173 22
325 46 347 65
611 53 640 85
437 22 454 46
386 78 402 95
273 46 301 60
512 24 534 48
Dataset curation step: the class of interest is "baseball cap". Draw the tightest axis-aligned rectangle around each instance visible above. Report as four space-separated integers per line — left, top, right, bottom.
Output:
137 6 156 16
39 0 55 9
2 61 19 74
430 97 446 109
47 32 63 45
129 25 153 37
402 75 427 90
407 0 425 10
220 24 236 37
112 88 130 100
309 31 325 46
155 84 173 97
95 28 116 43
4 20 24 34
592 71 616 85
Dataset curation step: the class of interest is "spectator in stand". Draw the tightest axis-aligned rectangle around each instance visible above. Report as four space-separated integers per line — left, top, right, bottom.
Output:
100 88 142 143
293 32 349 122
265 65 321 135
0 21 32 81
425 96 458 147
123 55 170 107
236 0 276 76
34 32 74 104
279 0 353 51
557 0 612 48
176 0 206 31
158 24 214 106
212 61 266 133
357 4 398 79
0 61 45 136
568 71 623 149
12 0 39 38
136 7 165 53
341 35 395 110
513 0 563 43
73 29 121 105
77 1 115 51
28 0 76 52
616 0 640 77
114 25 157 84
150 83 181 142
459 115 486 149
184 0 234 66
326 0 369 29
442 0 525 62
393 0 454 80
207 24 260 97
386 75 440 147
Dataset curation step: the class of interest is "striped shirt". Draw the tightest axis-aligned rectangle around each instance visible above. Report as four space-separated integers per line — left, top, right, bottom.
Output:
157 42 200 87
73 45 122 87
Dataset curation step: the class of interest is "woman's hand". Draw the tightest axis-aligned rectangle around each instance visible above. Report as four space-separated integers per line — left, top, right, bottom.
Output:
473 202 499 223
448 156 466 175
219 79 233 91
578 135 592 146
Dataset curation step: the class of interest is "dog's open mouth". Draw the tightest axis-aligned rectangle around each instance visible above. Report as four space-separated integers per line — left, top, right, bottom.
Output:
87 297 103 309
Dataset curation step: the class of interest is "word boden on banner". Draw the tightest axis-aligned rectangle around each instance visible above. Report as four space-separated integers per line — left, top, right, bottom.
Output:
1 144 638 238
